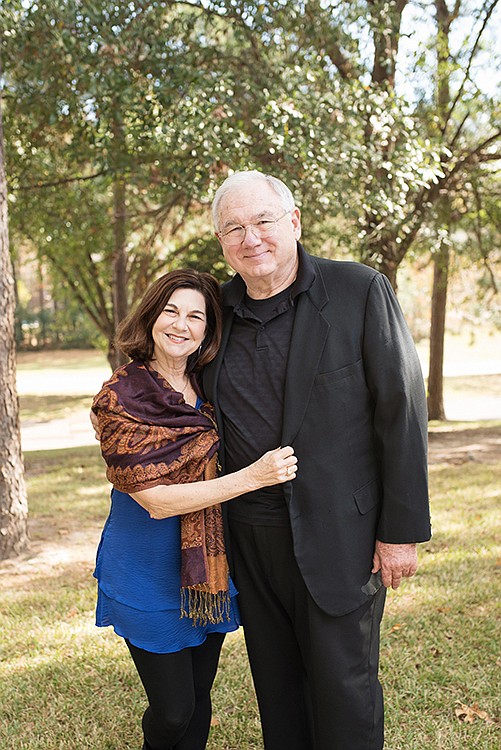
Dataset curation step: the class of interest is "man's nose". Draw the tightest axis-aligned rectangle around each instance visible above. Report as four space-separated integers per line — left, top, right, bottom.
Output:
241 224 262 246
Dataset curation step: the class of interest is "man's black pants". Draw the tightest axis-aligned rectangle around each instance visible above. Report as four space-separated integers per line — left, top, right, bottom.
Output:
229 519 386 750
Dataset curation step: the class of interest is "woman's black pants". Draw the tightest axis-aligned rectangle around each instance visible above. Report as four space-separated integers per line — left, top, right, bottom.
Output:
126 632 225 750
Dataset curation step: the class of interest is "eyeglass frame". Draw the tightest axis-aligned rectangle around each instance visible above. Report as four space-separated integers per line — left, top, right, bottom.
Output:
216 209 293 246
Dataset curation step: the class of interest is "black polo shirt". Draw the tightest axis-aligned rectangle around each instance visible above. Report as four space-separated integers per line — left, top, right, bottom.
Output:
219 244 315 525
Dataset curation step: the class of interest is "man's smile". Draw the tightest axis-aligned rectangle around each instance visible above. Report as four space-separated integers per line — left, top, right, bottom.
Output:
244 249 270 260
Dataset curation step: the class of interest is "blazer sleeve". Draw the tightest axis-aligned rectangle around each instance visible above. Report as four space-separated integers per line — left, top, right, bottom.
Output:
362 273 431 543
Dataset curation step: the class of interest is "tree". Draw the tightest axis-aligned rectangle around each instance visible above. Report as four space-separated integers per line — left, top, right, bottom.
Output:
3 0 500 386
427 0 456 420
287 0 501 287
0 71 28 560
216 0 500 421
424 0 500 418
3 1 239 367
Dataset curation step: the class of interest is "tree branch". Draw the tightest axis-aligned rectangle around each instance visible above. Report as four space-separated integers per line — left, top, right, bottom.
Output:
14 169 108 192
442 0 500 133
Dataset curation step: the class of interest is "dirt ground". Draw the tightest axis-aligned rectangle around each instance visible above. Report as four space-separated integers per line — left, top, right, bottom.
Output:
6 345 499 588
428 422 501 465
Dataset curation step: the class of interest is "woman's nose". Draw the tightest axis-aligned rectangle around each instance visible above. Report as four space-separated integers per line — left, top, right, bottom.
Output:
172 315 188 330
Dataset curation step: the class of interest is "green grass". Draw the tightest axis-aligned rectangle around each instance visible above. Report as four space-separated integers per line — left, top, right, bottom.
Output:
3 347 501 748
444 374 501 398
24 445 108 523
380 458 501 749
1 442 499 749
19 394 94 422
16 349 108 372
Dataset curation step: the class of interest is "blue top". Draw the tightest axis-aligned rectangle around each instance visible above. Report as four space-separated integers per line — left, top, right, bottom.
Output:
94 401 240 653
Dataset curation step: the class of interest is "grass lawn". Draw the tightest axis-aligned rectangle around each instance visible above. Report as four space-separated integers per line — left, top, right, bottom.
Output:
1 439 499 749
2 346 500 748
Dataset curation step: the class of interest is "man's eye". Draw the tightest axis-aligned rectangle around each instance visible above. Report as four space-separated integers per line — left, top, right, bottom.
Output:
258 220 273 226
227 226 243 235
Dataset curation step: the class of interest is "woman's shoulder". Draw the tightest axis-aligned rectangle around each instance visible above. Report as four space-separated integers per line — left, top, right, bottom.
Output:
92 360 147 412
97 360 148 391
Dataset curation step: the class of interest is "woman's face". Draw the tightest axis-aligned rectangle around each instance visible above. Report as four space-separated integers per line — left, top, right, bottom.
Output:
151 287 207 365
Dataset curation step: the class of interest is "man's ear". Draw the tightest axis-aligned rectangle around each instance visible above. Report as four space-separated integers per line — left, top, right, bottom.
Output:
291 207 302 239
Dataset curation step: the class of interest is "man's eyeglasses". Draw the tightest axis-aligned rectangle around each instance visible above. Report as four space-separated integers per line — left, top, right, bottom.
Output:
218 209 292 247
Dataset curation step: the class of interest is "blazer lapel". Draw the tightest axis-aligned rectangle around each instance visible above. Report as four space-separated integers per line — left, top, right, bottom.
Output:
282 263 330 445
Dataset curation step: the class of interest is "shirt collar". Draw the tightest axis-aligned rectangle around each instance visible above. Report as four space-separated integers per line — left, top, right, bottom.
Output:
222 242 316 310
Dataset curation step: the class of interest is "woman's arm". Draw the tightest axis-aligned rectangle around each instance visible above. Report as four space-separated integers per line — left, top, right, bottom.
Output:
130 446 297 519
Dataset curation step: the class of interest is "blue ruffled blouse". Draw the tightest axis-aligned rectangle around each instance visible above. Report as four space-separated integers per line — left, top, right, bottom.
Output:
94 398 240 653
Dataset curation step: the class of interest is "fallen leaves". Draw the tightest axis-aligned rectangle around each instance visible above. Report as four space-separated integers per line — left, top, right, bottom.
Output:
454 701 497 725
388 623 404 634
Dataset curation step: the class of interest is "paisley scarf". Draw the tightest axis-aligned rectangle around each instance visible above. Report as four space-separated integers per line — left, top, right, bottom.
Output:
91 360 230 625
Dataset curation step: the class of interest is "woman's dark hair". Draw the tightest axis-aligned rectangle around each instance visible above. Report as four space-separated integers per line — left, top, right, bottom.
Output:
114 269 222 372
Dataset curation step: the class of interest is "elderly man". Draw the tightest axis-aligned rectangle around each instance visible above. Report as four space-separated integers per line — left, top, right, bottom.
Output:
204 170 431 750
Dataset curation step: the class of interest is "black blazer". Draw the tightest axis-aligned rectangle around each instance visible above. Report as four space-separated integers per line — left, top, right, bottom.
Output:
204 249 431 616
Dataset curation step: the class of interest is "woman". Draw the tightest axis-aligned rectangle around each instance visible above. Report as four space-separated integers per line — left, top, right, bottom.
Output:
91 269 296 750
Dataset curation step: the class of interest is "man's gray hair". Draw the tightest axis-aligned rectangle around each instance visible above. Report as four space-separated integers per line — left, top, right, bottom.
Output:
212 170 296 232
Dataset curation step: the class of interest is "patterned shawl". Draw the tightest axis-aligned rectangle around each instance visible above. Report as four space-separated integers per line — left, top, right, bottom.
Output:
91 360 230 625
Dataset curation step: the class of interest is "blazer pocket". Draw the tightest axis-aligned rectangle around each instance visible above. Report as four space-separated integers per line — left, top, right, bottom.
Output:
314 359 363 386
353 478 380 515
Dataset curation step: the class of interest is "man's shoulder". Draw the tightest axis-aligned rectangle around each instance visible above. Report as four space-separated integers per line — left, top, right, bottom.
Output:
221 274 245 305
311 254 378 280
308 254 380 293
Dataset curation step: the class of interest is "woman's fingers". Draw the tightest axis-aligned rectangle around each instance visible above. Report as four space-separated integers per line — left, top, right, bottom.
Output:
270 446 297 481
251 446 298 487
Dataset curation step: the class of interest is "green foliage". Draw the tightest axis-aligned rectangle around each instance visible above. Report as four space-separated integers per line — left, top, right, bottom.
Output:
1 0 500 344
3 0 247 343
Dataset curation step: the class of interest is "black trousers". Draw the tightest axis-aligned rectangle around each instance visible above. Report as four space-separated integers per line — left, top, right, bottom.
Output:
126 632 225 750
229 519 386 750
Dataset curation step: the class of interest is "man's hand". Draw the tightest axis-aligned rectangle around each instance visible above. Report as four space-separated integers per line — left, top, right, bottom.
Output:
372 541 418 590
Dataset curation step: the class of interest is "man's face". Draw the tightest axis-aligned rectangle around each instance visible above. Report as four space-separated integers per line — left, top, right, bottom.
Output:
216 181 301 287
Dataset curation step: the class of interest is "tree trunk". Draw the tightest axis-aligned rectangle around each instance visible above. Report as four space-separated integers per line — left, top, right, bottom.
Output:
38 258 46 345
106 339 126 371
112 174 128 330
427 242 449 420
0 88 29 559
110 116 129 371
377 253 398 291
427 0 455 421
108 173 129 371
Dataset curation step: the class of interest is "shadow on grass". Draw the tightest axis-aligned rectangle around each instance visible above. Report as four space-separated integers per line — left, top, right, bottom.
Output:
20 394 93 423
1 635 141 750
24 444 103 470
428 422 501 464
17 349 108 371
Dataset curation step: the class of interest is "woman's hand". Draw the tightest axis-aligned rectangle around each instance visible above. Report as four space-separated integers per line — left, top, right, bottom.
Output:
248 446 297 488
89 410 101 441
131 446 298 519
